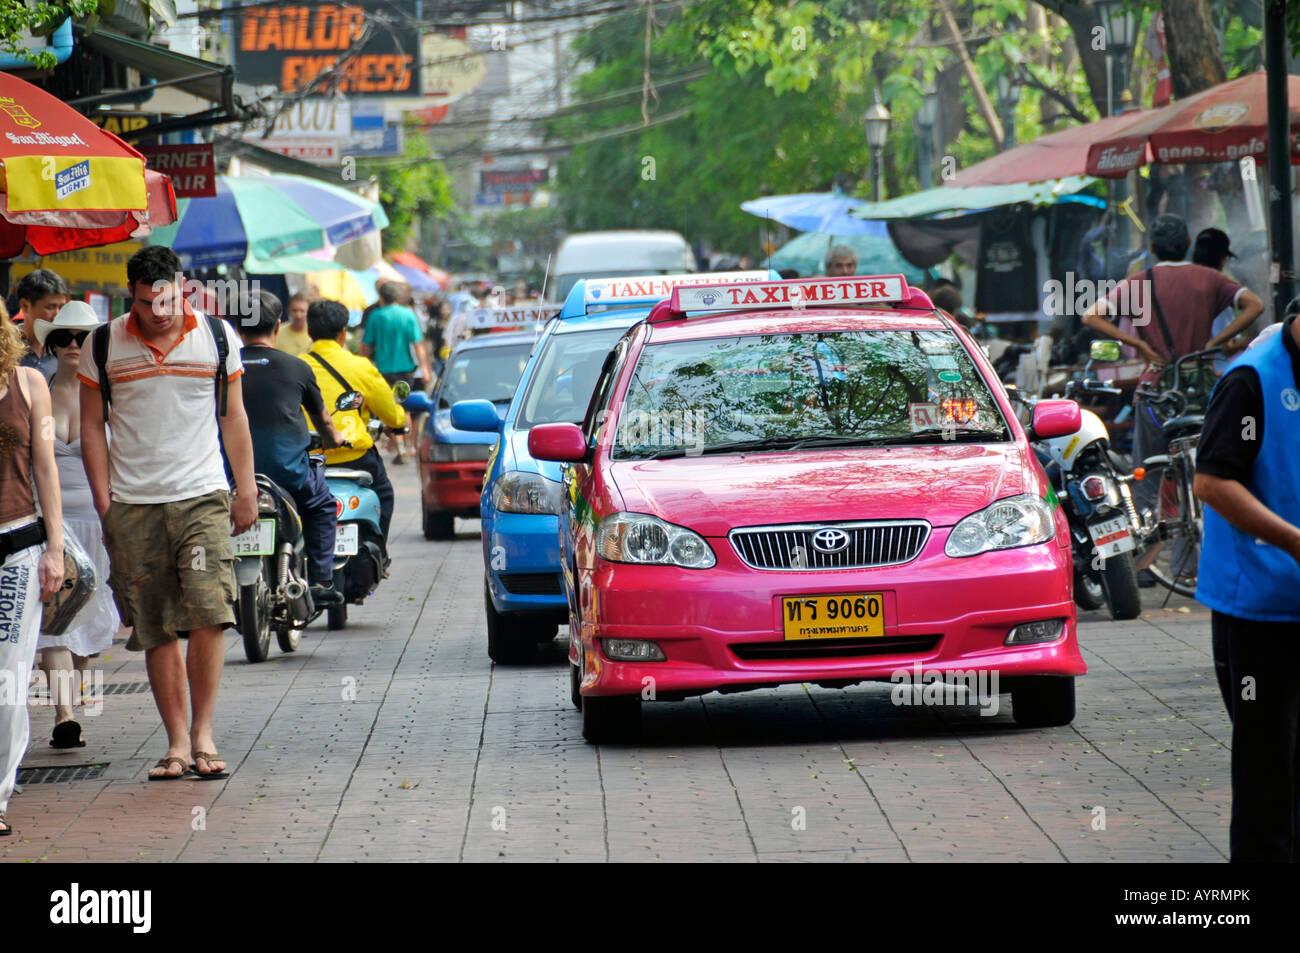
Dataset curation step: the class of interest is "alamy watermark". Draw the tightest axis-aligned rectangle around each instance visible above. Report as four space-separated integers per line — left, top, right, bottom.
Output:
1042 273 1150 322
890 662 1000 716
150 273 262 325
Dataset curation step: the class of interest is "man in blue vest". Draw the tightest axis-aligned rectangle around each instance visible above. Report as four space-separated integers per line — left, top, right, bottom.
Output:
1194 311 1300 862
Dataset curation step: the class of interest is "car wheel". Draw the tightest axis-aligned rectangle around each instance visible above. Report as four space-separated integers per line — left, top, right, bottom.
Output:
569 661 583 712
423 508 455 540
530 620 558 643
485 581 534 664
1074 571 1105 611
581 693 641 744
1011 677 1075 728
1099 551 1142 620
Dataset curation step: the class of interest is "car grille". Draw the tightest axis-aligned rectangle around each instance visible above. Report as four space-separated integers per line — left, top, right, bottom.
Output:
731 635 940 661
729 520 930 571
499 573 563 595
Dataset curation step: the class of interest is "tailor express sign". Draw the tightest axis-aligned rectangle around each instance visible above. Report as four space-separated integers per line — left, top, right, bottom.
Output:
233 3 420 95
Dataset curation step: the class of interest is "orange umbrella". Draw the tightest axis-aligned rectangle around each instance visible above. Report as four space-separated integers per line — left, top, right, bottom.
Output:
0 72 176 257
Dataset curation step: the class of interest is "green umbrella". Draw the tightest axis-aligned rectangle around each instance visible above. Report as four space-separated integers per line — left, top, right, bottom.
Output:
766 231 930 284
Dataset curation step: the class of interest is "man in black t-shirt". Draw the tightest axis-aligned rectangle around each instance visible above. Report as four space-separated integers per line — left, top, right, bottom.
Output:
233 291 347 606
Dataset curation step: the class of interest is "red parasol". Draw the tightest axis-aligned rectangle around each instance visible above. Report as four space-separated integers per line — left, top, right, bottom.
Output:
0 72 177 257
1085 71 1300 178
949 110 1154 187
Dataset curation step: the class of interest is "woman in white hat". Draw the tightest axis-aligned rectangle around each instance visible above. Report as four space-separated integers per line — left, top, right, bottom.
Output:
33 301 119 750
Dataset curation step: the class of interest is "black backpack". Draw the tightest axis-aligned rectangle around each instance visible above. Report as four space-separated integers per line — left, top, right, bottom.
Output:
92 313 229 422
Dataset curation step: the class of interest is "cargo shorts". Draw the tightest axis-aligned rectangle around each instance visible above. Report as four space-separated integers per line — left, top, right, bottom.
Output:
102 489 237 651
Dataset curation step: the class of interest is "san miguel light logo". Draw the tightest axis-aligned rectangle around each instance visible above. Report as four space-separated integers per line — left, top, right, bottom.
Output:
0 97 41 129
1193 101 1250 134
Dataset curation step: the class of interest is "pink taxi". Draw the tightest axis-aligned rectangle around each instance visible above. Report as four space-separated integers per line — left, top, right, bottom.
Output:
529 275 1086 743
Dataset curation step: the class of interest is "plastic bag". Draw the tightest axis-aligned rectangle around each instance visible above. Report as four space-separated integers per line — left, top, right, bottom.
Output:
41 522 97 636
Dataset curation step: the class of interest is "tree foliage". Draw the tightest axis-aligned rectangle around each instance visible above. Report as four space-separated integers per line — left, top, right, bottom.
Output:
1 1 106 69
360 127 456 254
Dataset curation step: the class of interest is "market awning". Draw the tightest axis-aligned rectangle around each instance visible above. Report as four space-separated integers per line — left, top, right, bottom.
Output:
77 29 261 130
947 111 1154 187
849 176 1102 221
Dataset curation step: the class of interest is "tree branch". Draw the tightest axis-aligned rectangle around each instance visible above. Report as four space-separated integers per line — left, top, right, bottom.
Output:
1017 63 1092 124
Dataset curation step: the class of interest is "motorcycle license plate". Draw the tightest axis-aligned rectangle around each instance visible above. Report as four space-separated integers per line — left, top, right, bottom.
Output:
231 519 275 556
335 523 359 556
1088 516 1135 557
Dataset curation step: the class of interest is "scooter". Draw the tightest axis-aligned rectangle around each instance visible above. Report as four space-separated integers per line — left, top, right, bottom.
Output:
1012 343 1146 619
231 467 323 662
321 384 419 630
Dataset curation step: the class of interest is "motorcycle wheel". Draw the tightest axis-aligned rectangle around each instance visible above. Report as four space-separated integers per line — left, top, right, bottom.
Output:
276 626 303 653
1099 551 1142 620
240 574 271 663
1074 571 1106 611
327 602 348 630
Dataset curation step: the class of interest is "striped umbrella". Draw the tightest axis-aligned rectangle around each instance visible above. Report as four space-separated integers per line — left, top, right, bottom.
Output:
147 173 388 273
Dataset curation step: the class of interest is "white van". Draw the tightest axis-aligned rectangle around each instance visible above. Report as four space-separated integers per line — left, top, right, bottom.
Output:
549 230 697 302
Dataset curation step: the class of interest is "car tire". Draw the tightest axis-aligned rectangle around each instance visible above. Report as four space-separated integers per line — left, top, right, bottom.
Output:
530 620 558 643
569 661 583 712
327 602 347 631
423 508 455 540
1099 551 1142 620
485 581 534 664
1074 571 1105 611
1011 677 1076 728
581 694 640 744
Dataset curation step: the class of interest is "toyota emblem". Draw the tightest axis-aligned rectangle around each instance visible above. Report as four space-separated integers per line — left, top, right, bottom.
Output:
811 528 850 554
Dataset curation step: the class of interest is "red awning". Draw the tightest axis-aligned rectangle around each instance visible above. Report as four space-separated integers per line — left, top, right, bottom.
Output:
1085 71 1300 178
949 110 1154 187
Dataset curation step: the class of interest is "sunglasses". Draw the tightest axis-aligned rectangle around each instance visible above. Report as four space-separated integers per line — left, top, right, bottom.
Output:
46 330 90 350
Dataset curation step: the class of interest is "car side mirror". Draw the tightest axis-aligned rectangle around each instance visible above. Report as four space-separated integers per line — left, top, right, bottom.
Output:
1090 339 1122 362
391 379 411 402
402 391 433 416
1029 399 1082 440
528 423 588 462
449 399 500 433
336 390 364 412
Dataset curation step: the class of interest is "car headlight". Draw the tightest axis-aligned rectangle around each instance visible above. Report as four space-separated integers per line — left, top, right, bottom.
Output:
596 513 716 568
945 494 1056 558
493 471 563 514
432 442 492 463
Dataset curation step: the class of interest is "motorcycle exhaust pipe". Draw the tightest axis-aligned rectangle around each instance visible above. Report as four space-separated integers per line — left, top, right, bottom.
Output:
283 578 314 618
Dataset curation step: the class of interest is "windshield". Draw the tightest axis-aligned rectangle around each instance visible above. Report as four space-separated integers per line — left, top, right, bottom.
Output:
611 330 1009 459
552 269 691 303
516 326 629 428
438 344 532 409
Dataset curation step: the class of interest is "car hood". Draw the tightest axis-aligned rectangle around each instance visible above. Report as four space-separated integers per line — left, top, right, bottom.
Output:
504 428 567 483
608 444 1037 536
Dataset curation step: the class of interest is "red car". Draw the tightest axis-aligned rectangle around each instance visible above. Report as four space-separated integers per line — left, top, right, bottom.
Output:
529 275 1086 742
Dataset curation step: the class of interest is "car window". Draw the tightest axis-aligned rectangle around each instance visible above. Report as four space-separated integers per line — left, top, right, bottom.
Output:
611 329 1009 459
437 344 532 409
515 326 630 429
584 339 629 443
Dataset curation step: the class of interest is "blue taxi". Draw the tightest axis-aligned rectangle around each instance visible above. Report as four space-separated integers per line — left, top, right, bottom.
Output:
456 271 773 663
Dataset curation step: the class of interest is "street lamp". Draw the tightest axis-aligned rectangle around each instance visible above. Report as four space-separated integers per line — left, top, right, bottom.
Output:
917 83 939 189
1096 0 1139 257
863 89 892 203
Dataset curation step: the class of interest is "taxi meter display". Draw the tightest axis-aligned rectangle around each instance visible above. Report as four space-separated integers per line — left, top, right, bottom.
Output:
584 270 768 307
669 274 909 312
466 305 561 331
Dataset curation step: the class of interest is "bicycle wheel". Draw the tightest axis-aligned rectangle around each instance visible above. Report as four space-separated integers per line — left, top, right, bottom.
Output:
1144 459 1201 597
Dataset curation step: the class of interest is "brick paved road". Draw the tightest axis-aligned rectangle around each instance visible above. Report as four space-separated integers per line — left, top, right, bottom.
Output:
2 464 1228 862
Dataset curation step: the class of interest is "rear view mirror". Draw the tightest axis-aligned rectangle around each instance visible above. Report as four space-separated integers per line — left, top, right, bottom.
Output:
402 391 433 416
450 399 500 433
1090 340 1122 362
336 390 364 412
1030 399 1082 440
528 423 588 463
391 379 411 402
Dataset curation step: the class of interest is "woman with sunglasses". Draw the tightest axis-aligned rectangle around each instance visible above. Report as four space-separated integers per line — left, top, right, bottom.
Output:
32 302 119 750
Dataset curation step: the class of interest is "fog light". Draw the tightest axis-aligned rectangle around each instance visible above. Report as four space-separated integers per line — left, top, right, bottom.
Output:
1005 618 1066 645
602 639 666 662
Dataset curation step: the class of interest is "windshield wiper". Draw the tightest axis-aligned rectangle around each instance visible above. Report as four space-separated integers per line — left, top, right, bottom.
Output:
882 428 1008 444
628 437 804 460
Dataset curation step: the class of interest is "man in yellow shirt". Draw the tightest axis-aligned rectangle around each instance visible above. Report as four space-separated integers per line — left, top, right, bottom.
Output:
275 293 313 357
301 299 406 548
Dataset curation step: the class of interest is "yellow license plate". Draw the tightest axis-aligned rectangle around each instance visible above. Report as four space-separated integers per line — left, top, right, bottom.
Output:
782 593 885 640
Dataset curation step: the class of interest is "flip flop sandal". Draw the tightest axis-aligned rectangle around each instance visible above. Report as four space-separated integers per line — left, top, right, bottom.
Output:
148 757 192 781
51 720 85 749
191 751 229 780
0 815 13 837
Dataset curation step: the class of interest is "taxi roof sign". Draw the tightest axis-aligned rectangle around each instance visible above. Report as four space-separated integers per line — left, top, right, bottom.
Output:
668 274 910 314
466 305 561 331
583 270 769 309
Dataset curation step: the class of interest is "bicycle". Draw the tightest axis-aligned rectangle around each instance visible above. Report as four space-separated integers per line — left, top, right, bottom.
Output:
1131 348 1221 598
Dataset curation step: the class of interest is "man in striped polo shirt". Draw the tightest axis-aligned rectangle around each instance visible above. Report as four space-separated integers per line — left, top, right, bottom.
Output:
78 246 258 781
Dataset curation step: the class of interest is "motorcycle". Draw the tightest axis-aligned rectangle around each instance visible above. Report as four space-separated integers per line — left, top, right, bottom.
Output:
1014 341 1146 620
230 466 323 662
322 383 417 630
